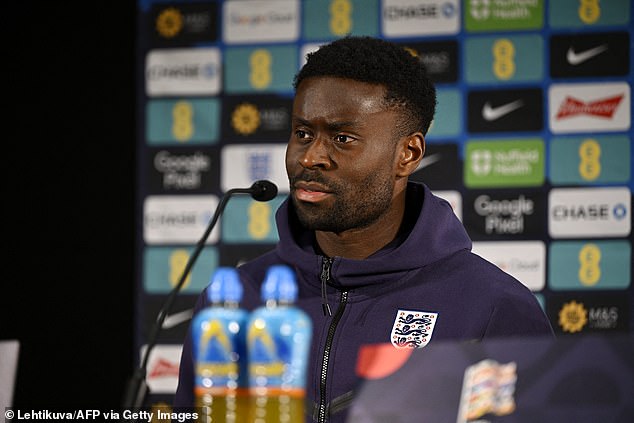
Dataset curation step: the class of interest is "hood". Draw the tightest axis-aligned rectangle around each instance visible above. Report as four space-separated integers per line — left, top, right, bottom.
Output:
275 181 472 289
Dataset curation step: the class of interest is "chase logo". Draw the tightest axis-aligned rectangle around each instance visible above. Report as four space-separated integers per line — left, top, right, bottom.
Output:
145 48 221 97
221 144 289 193
302 0 379 40
382 0 460 36
472 241 546 291
548 187 631 238
548 82 631 134
549 241 631 291
465 0 543 32
222 96 292 141
143 195 220 244
222 196 285 243
549 0 630 28
146 98 220 145
222 0 299 44
464 138 544 188
549 135 630 185
224 46 297 93
148 2 219 47
464 35 543 84
143 246 218 294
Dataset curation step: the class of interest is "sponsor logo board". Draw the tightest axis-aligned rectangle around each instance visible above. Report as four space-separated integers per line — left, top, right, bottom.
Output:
465 0 543 31
548 187 631 238
465 190 546 239
222 196 285 243
382 0 460 37
146 98 220 146
144 195 220 244
221 144 289 193
548 294 629 334
465 35 543 84
148 2 219 46
548 82 630 133
222 95 292 141
145 48 221 96
472 240 546 291
550 31 629 78
549 241 631 291
302 0 379 40
468 89 543 133
222 0 300 43
549 135 630 185
147 148 219 194
465 139 545 188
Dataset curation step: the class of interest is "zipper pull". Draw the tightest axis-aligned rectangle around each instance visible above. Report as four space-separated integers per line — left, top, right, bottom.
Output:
320 257 333 317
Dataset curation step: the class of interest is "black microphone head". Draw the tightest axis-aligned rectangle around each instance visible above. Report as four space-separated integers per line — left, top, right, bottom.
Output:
250 180 278 202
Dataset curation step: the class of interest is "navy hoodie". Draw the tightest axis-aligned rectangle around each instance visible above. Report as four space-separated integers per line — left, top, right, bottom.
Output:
173 181 554 422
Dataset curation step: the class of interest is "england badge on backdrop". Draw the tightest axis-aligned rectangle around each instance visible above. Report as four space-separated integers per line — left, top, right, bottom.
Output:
391 309 438 349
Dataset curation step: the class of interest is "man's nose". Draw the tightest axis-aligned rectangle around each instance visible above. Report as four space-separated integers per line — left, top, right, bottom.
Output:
300 137 331 170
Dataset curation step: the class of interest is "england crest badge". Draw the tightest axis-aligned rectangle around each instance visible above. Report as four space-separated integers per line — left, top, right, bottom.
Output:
391 309 438 349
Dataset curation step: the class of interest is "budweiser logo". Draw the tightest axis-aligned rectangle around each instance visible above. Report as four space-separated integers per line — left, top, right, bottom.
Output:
556 94 624 119
149 358 179 378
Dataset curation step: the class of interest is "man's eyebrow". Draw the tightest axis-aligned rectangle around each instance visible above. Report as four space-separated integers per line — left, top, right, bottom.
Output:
292 115 358 130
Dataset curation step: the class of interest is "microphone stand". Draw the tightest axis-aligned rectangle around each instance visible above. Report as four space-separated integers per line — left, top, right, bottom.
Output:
122 181 276 411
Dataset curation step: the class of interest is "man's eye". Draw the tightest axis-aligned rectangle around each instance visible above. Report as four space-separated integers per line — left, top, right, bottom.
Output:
334 135 352 143
296 130 308 138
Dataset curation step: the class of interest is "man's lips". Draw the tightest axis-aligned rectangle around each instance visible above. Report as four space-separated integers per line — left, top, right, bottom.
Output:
293 182 332 203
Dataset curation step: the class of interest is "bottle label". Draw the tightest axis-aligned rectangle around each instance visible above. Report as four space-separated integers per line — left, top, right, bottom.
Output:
192 309 248 391
247 307 312 391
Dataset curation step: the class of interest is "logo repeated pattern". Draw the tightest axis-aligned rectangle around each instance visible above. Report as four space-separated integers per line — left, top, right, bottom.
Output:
135 0 633 401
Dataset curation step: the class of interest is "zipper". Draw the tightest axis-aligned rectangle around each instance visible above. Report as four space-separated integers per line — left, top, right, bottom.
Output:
318 289 349 423
320 257 333 316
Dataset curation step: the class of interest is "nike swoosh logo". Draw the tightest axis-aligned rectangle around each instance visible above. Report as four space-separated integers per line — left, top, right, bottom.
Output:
414 153 442 172
482 100 524 121
162 308 194 329
566 44 608 65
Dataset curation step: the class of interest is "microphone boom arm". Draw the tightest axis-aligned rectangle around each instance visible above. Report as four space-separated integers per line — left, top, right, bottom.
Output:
122 181 277 410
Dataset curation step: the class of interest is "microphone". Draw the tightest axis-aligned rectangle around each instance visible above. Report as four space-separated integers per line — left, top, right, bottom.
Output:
122 180 278 411
250 179 278 202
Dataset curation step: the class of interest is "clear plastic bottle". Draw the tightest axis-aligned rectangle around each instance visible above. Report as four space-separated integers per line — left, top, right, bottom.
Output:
191 267 249 422
246 264 312 423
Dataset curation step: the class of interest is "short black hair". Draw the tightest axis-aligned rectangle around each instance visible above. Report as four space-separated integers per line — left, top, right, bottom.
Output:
294 36 436 136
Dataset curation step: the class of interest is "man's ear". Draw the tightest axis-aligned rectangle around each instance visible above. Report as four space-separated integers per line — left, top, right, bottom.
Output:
396 132 425 177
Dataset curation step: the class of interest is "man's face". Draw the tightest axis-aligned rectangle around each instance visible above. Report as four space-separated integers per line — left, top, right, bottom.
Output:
286 76 403 233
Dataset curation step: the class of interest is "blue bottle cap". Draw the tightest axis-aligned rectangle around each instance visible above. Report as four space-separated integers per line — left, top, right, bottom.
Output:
208 267 243 304
261 265 297 303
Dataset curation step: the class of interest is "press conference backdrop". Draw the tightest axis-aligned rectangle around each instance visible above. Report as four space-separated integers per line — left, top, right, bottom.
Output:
134 0 633 406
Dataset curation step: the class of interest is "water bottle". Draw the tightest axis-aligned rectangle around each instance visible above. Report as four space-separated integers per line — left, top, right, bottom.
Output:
191 267 249 422
247 264 312 423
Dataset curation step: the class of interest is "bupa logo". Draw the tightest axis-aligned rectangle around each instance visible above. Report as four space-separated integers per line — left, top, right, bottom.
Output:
548 187 631 238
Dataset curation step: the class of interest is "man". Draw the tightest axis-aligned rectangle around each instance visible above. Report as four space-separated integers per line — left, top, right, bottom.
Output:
174 36 554 422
